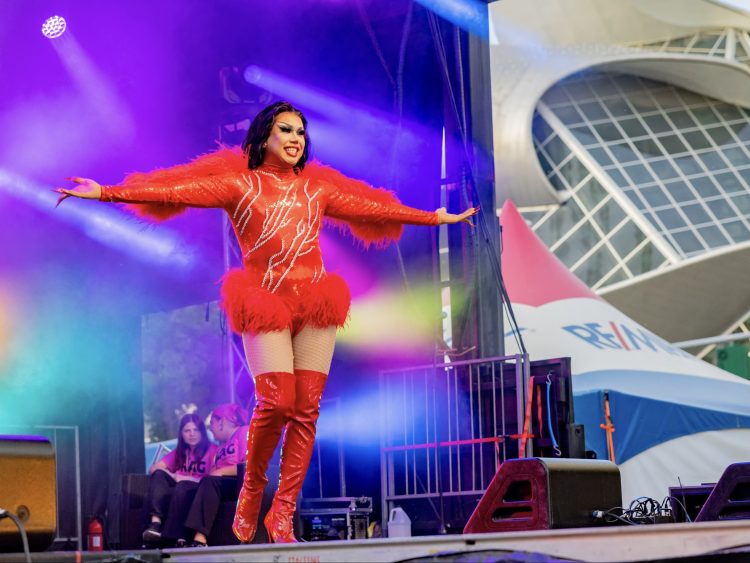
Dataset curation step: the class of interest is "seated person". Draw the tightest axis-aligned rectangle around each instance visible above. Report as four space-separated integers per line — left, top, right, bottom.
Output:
142 413 216 546
182 403 249 547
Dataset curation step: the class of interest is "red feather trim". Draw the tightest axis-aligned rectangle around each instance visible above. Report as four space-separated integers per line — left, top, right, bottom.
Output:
121 146 247 222
297 273 351 328
220 268 292 334
303 161 405 248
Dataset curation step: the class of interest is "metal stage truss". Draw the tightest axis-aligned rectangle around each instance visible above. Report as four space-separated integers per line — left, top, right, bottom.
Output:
379 353 531 534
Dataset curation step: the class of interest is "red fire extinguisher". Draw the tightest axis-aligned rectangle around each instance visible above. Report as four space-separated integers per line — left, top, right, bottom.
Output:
87 517 104 551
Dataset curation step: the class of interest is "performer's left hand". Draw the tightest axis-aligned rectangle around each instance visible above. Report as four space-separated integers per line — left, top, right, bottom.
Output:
436 206 479 226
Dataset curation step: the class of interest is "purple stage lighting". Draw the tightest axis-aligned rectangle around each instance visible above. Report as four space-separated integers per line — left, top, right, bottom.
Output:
41 16 67 39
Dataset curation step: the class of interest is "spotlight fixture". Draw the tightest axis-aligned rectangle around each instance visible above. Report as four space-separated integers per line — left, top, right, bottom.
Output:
41 16 67 39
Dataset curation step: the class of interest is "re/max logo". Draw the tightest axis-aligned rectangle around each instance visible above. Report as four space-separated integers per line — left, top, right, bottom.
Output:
562 322 690 357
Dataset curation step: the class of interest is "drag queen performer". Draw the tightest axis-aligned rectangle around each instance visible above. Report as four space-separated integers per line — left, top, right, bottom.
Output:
57 101 477 543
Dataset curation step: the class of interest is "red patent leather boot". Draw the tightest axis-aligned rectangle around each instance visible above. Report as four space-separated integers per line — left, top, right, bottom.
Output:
232 372 296 543
263 369 327 543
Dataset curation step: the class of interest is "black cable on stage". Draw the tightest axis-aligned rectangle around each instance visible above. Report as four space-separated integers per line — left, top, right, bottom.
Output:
426 11 528 357
0 508 32 563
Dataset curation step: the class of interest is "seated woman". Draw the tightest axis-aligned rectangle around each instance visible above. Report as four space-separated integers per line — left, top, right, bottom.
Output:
183 403 250 547
142 413 216 546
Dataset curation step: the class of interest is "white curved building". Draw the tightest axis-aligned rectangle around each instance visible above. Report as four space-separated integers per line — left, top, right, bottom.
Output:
489 0 750 346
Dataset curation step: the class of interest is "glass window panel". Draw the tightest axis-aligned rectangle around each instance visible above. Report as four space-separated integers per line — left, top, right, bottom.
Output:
728 121 749 135
578 101 609 121
690 105 721 126
641 185 671 207
543 87 570 106
658 134 688 154
673 155 703 176
548 173 568 192
737 168 750 189
648 158 679 180
599 267 629 286
521 210 548 226
667 36 691 48
706 198 737 220
692 34 721 49
532 113 555 143
731 193 750 214
576 244 619 286
544 136 570 164
722 146 750 167
642 114 672 134
735 123 750 143
606 99 634 118
569 124 597 145
624 190 648 210
552 105 585 126
577 178 608 209
715 171 744 194
534 201 585 247
554 222 599 268
712 34 727 53
665 109 697 129
664 180 695 203
588 147 613 167
671 230 705 255
623 163 654 184
626 243 666 276
593 198 627 232
697 151 729 171
698 224 730 247
726 220 750 242
593 122 623 142
656 207 687 230
559 156 590 189
682 130 712 150
650 89 683 110
681 202 712 224
538 150 554 177
632 138 663 157
609 221 645 256
589 75 619 96
691 176 721 197
606 168 630 187
679 90 708 106
617 117 648 137
715 105 744 122
608 142 639 163
705 125 734 145
564 80 596 101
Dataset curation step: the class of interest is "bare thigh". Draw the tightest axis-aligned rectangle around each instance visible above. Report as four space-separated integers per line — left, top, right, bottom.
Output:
242 329 294 376
292 325 337 374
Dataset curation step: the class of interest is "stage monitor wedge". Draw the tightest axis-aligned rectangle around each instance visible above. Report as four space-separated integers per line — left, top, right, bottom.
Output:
464 457 621 533
0 435 57 552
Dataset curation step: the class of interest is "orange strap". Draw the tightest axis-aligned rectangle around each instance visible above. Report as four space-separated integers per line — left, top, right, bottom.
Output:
599 394 616 463
518 376 537 456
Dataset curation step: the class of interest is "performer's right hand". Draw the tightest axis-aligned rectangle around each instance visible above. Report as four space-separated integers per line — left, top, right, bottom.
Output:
54 177 102 207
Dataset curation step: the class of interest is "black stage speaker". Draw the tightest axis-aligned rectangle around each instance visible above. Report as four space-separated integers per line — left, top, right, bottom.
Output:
695 462 750 522
464 457 621 533
0 436 57 551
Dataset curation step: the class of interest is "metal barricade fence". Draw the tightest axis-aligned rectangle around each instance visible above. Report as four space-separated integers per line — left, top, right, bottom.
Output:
379 354 530 533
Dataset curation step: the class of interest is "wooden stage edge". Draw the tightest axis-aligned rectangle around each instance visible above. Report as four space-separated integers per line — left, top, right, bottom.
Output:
3 520 750 562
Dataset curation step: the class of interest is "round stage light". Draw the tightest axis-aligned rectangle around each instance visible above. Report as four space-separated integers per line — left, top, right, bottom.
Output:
41 16 67 39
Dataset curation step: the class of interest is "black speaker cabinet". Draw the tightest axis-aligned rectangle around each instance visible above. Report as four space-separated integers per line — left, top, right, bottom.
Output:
0 435 57 551
464 457 621 533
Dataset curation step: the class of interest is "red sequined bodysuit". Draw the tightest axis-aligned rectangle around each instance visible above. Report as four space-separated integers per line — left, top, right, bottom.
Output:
101 147 439 334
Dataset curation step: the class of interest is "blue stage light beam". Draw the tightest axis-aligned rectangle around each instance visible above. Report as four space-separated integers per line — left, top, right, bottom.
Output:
0 169 196 271
414 0 490 39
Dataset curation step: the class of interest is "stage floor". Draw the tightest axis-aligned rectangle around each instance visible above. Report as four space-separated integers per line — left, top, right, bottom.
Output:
4 520 750 562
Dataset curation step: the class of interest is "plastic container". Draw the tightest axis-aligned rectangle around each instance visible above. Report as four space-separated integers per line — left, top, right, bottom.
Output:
387 506 412 538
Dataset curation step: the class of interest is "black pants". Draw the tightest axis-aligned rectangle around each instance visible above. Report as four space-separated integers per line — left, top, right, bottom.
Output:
147 469 200 540
184 476 238 537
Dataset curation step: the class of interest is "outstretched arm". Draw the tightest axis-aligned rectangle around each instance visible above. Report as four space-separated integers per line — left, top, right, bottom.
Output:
56 147 247 220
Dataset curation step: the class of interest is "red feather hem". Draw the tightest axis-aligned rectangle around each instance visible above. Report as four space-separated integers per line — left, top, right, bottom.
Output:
220 269 351 334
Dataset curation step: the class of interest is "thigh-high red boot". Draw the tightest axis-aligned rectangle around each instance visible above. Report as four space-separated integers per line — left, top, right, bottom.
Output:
232 372 296 543
263 369 327 543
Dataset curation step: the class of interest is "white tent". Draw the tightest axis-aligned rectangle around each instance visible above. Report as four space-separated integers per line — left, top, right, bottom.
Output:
500 200 750 502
